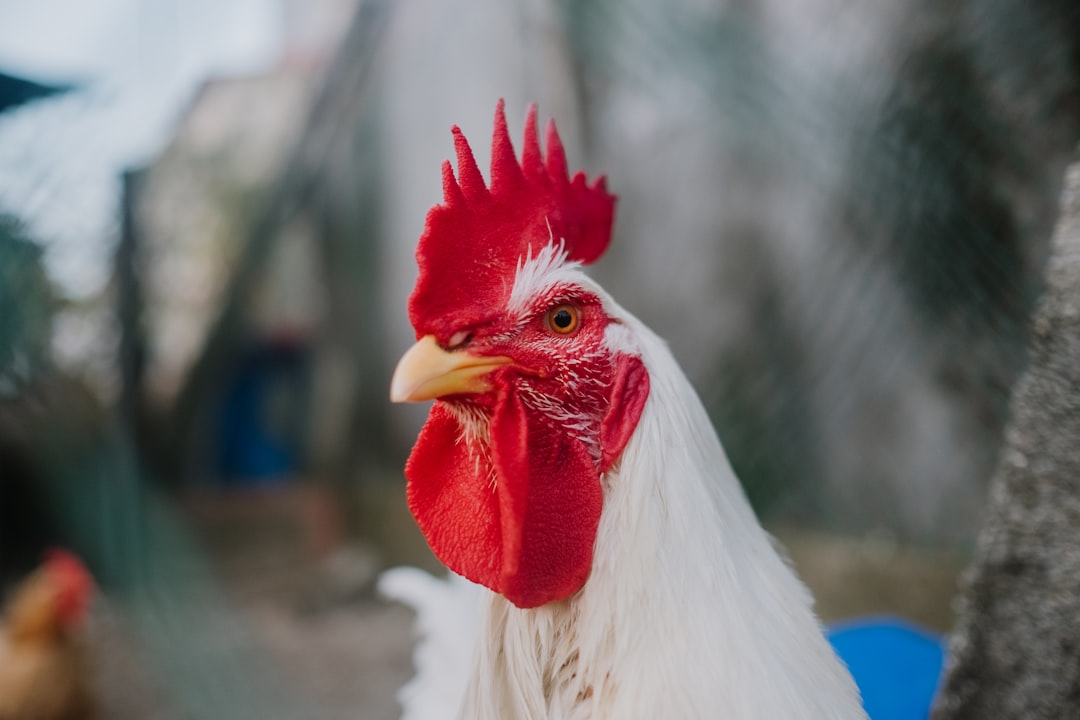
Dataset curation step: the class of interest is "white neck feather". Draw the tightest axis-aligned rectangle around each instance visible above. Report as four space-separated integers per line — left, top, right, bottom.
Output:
460 299 866 719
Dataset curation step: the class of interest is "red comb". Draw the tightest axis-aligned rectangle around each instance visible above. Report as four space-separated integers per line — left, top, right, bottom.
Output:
408 100 616 340
43 549 93 628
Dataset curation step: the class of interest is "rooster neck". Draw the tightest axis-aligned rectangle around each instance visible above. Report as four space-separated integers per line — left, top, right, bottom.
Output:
461 313 866 720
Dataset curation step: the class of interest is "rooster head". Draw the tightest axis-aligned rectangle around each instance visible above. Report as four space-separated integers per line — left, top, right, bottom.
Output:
391 101 650 608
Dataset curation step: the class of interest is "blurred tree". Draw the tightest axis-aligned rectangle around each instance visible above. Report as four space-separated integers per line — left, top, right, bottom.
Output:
0 214 61 583
556 0 1080 540
821 0 1080 539
0 214 53 384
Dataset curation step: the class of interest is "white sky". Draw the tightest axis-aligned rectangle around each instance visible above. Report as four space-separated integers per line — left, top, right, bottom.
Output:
0 0 280 82
0 0 284 298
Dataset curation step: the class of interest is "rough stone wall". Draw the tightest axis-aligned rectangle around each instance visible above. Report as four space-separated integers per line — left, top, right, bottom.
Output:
933 156 1080 719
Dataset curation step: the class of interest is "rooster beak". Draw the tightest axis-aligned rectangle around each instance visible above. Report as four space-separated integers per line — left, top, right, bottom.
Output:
390 335 513 403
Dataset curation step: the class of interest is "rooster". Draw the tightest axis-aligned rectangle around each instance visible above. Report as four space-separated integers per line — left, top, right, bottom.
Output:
0 551 95 720
383 101 866 719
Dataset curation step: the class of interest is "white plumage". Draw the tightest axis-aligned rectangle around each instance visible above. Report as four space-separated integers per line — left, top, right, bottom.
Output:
381 255 866 719
378 568 481 720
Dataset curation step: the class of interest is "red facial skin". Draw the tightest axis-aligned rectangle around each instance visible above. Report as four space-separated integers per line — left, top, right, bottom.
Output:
405 288 649 609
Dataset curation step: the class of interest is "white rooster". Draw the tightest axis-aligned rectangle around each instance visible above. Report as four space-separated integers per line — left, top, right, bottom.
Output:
381 100 866 719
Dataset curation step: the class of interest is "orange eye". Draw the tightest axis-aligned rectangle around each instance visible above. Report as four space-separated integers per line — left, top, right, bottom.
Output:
545 304 580 335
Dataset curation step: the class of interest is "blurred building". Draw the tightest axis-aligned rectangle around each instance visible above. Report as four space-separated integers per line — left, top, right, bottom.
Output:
129 0 368 500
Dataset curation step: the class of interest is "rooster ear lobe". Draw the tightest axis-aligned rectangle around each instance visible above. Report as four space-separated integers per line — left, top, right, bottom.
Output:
599 355 650 473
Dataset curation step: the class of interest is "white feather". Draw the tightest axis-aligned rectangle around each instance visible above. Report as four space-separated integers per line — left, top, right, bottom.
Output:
377 568 483 720
383 258 866 719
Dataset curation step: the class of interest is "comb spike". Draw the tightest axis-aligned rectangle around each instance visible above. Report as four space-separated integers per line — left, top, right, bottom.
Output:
409 102 617 339
490 99 523 195
543 118 569 184
452 126 489 201
441 160 465 207
521 104 544 180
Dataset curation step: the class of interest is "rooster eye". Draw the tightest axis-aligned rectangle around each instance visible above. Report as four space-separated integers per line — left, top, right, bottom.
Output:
545 304 580 335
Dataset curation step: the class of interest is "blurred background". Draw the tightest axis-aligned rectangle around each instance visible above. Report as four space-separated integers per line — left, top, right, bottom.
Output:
1 0 1077 717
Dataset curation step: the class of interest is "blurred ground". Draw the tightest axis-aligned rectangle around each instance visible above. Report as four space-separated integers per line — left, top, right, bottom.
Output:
773 527 966 631
85 482 424 720
80 484 965 719
90 587 414 720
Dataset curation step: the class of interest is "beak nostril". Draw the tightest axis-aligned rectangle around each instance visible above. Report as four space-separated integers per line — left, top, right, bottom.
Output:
447 330 471 349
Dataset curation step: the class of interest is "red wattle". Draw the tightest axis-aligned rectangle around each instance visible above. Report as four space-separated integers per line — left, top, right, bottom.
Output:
405 392 603 609
405 404 503 588
490 387 602 608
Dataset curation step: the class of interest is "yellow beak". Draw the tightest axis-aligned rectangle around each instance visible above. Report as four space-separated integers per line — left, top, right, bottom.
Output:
390 335 514 403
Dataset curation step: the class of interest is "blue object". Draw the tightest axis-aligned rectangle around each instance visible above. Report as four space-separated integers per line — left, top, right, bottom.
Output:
217 340 310 483
828 616 946 720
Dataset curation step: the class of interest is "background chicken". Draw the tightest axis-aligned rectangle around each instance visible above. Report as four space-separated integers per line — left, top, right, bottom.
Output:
382 101 866 719
0 551 95 720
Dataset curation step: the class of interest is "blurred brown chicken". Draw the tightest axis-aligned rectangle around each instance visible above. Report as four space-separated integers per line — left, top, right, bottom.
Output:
0 551 95 720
